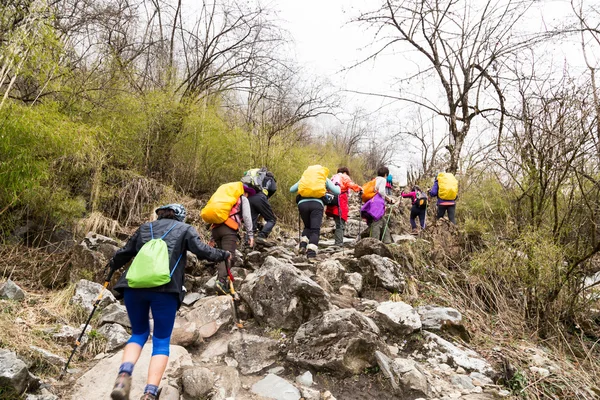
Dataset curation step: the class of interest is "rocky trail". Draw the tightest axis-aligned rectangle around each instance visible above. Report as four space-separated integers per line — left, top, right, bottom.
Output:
0 207 567 400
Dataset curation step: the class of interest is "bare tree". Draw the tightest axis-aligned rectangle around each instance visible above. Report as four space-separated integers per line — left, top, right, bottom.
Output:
352 0 550 173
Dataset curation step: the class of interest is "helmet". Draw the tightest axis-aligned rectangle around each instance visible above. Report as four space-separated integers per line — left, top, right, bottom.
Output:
155 204 187 222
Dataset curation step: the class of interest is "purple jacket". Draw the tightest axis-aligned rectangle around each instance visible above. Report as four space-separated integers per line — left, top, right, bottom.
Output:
429 179 456 205
360 193 386 221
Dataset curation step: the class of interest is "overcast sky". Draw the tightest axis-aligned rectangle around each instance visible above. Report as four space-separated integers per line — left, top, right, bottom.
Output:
270 0 595 183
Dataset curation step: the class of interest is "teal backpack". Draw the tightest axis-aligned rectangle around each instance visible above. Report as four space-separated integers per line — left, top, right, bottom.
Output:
126 222 183 288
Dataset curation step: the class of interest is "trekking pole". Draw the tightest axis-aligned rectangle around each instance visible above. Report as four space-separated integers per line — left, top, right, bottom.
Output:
356 196 363 241
60 266 114 379
228 278 244 329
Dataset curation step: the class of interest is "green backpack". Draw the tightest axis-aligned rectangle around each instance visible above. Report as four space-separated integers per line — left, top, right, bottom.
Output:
126 222 183 288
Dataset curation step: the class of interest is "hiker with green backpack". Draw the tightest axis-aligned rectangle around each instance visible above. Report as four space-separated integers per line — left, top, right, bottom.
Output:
108 204 231 400
290 165 341 261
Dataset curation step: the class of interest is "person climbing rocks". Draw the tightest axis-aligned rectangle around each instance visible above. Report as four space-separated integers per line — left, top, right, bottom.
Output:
369 166 396 244
325 166 361 246
401 185 428 234
429 172 458 224
108 204 230 400
243 168 277 244
385 173 394 196
202 183 255 295
290 165 341 261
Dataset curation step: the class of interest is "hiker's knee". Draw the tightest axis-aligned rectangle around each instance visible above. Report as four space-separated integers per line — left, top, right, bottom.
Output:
128 329 150 347
151 335 171 356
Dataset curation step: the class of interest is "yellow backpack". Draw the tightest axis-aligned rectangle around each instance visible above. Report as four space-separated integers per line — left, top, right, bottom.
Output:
437 172 458 200
298 165 330 198
200 182 244 224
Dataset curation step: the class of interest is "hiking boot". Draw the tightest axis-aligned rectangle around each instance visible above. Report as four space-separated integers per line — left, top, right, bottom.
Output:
110 373 131 400
410 228 418 236
216 280 232 295
298 245 307 255
140 394 156 400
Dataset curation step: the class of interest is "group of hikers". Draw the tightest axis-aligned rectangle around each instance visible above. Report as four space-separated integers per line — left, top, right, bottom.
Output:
106 165 458 400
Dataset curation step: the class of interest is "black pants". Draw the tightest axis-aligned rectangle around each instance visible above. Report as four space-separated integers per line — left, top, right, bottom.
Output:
410 204 426 229
298 201 324 258
212 224 238 284
248 192 277 238
436 204 456 224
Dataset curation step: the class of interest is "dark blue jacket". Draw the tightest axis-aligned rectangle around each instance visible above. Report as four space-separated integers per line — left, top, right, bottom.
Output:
111 218 228 302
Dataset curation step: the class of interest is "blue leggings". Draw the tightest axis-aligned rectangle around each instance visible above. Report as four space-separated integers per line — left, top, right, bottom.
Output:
123 289 179 356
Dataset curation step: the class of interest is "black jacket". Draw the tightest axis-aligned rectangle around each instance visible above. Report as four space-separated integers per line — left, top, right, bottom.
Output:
111 218 228 301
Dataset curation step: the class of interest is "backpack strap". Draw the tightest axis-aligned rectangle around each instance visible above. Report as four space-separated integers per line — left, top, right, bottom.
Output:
160 222 179 239
170 253 184 278
150 222 154 240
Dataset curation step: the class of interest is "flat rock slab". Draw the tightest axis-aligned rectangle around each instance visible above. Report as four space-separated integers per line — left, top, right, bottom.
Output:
69 345 191 400
251 374 301 400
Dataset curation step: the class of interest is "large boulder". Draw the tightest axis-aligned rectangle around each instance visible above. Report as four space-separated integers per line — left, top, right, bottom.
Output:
375 301 422 335
98 303 131 328
0 279 26 300
0 349 33 395
344 272 363 294
211 366 241 400
240 257 332 330
70 345 191 400
97 323 129 352
416 305 467 339
358 255 406 292
228 334 280 375
287 309 387 376
170 317 200 347
315 260 346 290
354 237 392 258
344 219 367 238
71 279 116 313
182 295 232 338
181 367 214 399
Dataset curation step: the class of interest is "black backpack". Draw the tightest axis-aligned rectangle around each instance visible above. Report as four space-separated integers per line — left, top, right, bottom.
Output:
415 191 428 209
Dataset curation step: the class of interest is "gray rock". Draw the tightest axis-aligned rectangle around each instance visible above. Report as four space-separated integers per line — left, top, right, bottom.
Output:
344 219 367 238
51 324 90 344
98 303 131 328
170 317 199 347
0 349 31 395
344 272 363 294
97 323 129 352
339 284 358 297
182 367 214 399
25 388 58 400
295 371 313 386
29 346 66 366
375 351 398 391
268 366 285 375
182 292 202 306
84 232 119 248
71 279 116 313
287 309 386 376
354 237 392 258
204 276 217 292
183 295 232 338
452 374 475 390
228 334 280 375
155 386 179 400
301 386 320 400
316 260 346 287
0 279 25 300
392 234 417 243
322 391 337 400
240 256 331 330
212 366 241 400
199 336 230 361
416 305 463 331
358 254 406 292
376 301 422 335
423 331 492 375
251 374 301 400
401 367 429 397
69 345 191 400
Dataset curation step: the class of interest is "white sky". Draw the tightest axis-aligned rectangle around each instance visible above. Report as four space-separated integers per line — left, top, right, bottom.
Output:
270 0 597 184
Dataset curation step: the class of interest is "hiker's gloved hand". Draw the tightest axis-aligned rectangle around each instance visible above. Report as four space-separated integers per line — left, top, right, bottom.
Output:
222 251 231 262
108 258 117 271
208 239 215 248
